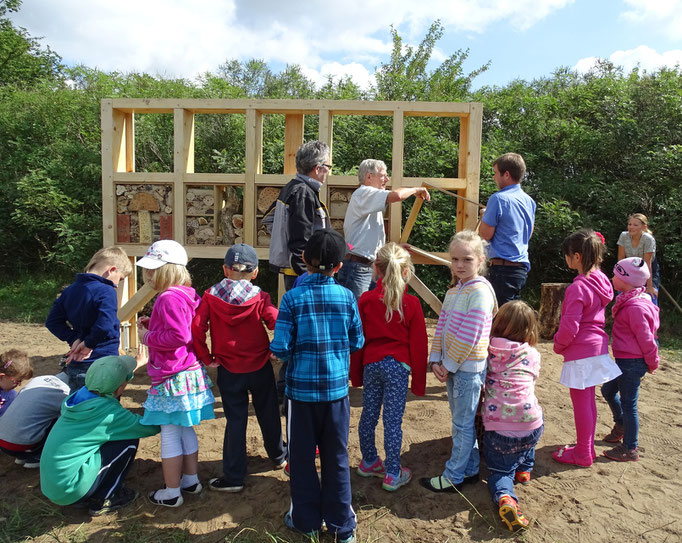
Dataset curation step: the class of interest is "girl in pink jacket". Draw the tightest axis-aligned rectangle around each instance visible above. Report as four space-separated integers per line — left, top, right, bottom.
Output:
553 229 621 467
137 240 215 507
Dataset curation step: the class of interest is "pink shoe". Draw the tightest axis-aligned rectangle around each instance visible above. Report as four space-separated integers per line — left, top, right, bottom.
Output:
552 445 593 467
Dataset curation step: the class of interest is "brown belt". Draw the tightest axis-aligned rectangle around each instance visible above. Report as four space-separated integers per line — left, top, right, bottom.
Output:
490 258 525 267
346 254 373 265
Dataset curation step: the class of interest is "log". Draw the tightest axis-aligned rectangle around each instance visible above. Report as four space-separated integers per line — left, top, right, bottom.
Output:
538 282 569 339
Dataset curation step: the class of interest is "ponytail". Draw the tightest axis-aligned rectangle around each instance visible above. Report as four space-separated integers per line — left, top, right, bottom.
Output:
562 228 606 274
374 242 413 322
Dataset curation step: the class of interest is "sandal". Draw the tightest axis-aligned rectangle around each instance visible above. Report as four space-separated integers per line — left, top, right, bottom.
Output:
603 444 639 462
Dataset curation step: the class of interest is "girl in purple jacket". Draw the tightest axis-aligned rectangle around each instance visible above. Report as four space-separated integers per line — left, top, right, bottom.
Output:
552 229 621 467
137 240 215 507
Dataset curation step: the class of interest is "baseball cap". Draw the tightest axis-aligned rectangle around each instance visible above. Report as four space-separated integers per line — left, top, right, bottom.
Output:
304 229 346 271
137 240 188 270
85 355 137 396
224 243 258 272
613 257 650 287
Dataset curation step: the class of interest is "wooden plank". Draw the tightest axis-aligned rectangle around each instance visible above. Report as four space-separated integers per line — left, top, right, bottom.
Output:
173 108 194 245
185 173 245 184
124 112 135 172
113 172 174 183
463 104 482 230
101 100 116 247
116 214 131 243
407 246 450 267
399 196 423 244
410 251 450 266
118 282 158 323
244 109 262 246
402 177 467 190
390 110 404 242
408 275 443 315
318 109 333 155
112 109 127 173
284 114 304 175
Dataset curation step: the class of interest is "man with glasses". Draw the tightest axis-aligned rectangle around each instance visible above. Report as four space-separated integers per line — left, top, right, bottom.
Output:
337 159 430 299
269 140 332 291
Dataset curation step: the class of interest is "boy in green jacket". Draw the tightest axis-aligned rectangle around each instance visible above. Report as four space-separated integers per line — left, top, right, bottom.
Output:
40 355 159 516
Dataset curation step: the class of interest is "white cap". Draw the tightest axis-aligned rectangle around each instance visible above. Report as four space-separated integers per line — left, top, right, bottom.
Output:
136 240 188 269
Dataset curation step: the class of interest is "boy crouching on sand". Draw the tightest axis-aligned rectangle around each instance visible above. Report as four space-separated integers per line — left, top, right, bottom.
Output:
40 355 159 516
192 243 286 492
271 229 364 543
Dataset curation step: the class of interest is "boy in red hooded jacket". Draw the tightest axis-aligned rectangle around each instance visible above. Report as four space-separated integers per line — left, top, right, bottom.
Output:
193 244 286 492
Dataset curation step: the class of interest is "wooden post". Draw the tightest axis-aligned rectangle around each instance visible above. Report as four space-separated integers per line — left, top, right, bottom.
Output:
245 109 262 246
174 108 194 246
284 114 304 175
101 100 116 246
463 103 482 231
538 282 569 339
390 110 404 242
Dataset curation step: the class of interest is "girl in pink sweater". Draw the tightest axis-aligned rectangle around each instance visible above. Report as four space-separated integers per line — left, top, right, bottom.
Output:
137 240 215 507
483 301 543 532
553 229 621 467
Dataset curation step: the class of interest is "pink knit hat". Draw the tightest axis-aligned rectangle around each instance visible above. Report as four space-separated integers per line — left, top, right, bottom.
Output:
613 257 650 287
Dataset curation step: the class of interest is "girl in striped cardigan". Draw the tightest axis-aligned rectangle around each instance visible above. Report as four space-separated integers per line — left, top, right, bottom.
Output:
420 230 498 493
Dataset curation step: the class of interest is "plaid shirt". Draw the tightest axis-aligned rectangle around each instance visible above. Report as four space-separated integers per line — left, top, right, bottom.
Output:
209 278 259 305
271 273 364 402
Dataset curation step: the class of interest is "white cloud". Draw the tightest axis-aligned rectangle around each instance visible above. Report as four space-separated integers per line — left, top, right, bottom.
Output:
10 0 573 84
620 0 682 41
301 63 376 90
574 45 682 74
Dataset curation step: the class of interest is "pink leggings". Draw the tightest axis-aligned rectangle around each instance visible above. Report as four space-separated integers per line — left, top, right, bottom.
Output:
569 386 597 462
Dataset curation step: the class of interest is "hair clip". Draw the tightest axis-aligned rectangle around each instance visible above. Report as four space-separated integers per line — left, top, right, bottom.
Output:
2 359 12 370
594 231 605 244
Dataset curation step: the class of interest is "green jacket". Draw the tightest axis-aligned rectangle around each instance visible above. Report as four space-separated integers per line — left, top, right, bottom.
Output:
40 389 159 505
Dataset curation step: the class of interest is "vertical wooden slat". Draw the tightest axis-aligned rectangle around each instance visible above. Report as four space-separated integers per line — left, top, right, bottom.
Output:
101 100 116 246
457 114 469 233
174 109 194 245
245 109 262 246
284 114 304 175
464 103 482 230
124 112 135 172
390 110 404 242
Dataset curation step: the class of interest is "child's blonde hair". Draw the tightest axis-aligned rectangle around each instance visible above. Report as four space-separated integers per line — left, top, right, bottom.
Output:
374 242 414 322
490 301 538 346
448 230 487 286
0 349 33 382
85 246 132 276
148 264 192 291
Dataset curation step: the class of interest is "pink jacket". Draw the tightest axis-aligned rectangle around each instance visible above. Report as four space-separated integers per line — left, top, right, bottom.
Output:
484 337 543 432
554 269 613 362
612 291 660 371
145 286 202 385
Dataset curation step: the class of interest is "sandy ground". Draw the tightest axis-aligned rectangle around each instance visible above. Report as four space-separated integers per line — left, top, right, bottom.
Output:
1 321 681 543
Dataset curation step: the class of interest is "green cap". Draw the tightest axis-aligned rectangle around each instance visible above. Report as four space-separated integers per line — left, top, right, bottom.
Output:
85 355 136 396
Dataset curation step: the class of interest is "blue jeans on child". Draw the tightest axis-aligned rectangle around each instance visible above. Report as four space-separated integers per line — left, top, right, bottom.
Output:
601 358 648 450
483 425 544 503
358 356 410 477
443 369 485 484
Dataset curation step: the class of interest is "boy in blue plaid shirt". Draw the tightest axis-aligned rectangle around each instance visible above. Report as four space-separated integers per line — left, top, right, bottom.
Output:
271 229 364 543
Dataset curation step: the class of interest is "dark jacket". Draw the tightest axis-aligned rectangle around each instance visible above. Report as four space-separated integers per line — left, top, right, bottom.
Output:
45 273 120 362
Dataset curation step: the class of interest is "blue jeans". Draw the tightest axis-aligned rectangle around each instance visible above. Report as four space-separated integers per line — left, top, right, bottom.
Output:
443 369 485 484
65 361 91 392
483 425 543 503
601 358 648 449
487 265 528 307
336 259 374 300
358 357 410 477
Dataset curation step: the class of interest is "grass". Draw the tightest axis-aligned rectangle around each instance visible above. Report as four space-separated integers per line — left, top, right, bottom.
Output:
0 272 73 323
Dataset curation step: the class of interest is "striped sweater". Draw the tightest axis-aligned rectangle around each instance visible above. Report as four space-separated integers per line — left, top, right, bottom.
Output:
430 276 498 373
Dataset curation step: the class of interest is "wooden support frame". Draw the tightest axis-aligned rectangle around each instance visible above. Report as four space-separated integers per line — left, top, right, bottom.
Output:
103 98 483 318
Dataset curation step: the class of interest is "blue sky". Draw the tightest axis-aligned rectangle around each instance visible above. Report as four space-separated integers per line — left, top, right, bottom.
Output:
10 0 682 90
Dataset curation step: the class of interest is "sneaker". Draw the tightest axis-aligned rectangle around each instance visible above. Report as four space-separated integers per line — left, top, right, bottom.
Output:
514 471 531 485
498 495 529 532
181 482 203 494
273 457 287 470
603 444 639 462
89 487 139 516
284 463 290 477
14 458 26 466
283 511 319 537
339 532 356 543
604 424 625 443
356 458 385 478
147 489 184 508
419 472 478 493
208 477 244 493
382 467 412 491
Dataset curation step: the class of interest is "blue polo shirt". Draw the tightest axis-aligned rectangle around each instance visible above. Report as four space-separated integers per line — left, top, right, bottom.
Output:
482 184 536 269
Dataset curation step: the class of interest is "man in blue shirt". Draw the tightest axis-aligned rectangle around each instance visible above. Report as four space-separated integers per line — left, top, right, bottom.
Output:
479 153 536 306
271 229 364 543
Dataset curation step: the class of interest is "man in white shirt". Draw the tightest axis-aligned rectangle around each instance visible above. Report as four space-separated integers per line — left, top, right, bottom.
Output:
337 159 430 299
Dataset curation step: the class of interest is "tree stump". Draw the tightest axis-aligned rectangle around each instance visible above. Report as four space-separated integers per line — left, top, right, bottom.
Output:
539 282 570 339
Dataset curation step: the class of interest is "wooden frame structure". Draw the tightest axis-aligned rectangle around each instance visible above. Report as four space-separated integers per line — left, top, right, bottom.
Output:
102 98 482 345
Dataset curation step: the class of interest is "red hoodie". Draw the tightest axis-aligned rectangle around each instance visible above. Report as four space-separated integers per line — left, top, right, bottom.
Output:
192 280 278 373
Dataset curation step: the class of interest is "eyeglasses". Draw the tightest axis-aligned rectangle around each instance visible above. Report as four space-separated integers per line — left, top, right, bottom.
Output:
319 163 332 171
3 375 22 388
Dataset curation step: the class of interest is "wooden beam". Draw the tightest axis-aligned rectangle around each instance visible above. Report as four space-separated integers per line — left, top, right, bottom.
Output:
390 110 404 242
463 104 482 230
173 108 194 245
124 112 135 172
244 109 262 246
399 196 424 244
118 282 158 323
284 114 304 175
101 100 116 246
408 275 443 315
